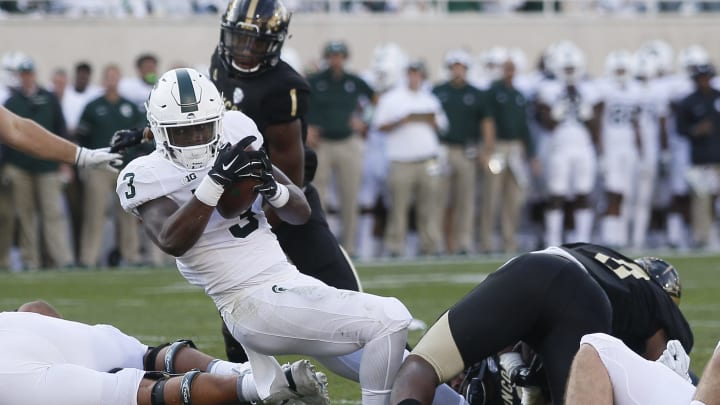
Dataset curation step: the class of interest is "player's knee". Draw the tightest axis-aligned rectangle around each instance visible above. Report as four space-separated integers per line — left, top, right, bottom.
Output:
381 296 413 332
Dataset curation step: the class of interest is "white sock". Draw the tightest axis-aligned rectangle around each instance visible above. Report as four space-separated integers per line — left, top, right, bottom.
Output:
208 358 247 376
632 209 650 248
667 213 684 246
574 209 594 243
236 373 261 402
545 209 563 247
361 388 392 405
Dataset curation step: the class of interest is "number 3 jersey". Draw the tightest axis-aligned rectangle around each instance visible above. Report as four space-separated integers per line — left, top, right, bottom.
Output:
560 242 693 355
116 111 294 302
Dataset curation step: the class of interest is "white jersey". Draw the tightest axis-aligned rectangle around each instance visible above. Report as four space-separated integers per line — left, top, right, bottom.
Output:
117 111 296 303
637 78 670 163
537 79 599 146
0 311 146 373
61 84 103 133
595 78 642 149
119 76 154 112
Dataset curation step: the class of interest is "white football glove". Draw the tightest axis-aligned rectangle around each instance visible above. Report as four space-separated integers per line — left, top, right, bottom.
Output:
656 339 691 382
75 146 123 173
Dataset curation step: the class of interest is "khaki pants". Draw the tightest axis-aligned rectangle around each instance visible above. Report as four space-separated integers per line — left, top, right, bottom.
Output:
385 159 442 255
4 164 74 269
79 169 140 267
440 145 477 253
480 141 527 253
687 164 720 246
314 135 364 256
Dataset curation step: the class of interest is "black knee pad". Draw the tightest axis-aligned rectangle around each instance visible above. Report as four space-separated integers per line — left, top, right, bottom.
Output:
180 370 201 405
148 372 171 405
164 339 197 373
145 343 171 371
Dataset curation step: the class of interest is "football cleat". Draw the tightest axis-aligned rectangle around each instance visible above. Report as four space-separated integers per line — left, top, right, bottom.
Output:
283 360 330 405
262 360 330 405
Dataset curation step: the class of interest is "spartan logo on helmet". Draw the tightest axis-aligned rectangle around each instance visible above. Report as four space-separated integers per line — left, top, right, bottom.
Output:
218 0 291 77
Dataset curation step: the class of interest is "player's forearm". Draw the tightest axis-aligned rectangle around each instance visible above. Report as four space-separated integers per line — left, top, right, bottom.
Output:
268 167 310 225
265 121 305 186
141 198 214 257
11 113 78 164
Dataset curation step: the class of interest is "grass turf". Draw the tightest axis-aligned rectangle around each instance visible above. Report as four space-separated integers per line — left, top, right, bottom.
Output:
0 254 718 402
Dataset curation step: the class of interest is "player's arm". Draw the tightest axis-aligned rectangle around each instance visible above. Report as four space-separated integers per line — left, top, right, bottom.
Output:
265 119 305 187
137 196 213 257
136 138 264 257
643 328 669 361
0 105 122 170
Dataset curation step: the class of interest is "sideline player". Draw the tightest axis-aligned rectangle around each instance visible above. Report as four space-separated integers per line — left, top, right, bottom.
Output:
116 68 412 405
1 300 328 405
0 104 121 171
390 242 692 405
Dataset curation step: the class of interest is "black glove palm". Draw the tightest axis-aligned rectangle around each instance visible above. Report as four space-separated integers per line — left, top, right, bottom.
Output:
110 127 145 153
208 136 262 187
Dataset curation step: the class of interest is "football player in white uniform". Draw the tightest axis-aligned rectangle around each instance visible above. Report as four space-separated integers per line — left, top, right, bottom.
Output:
0 300 327 405
536 43 601 246
629 51 670 249
564 333 720 405
595 50 643 248
116 68 412 405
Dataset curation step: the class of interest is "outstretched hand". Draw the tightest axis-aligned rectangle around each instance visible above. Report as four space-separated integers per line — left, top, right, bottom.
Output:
75 147 124 173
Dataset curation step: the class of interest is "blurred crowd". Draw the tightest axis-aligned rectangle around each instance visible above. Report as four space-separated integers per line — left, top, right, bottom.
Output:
2 0 720 15
1 37 719 270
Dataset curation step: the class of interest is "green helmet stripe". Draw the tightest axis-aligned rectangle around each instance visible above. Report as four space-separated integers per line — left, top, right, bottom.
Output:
176 69 199 113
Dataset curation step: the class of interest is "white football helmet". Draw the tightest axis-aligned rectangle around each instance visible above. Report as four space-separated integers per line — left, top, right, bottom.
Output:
551 42 585 84
444 48 473 69
632 51 660 80
368 42 408 92
677 45 710 76
638 39 673 76
146 68 224 171
508 47 528 73
605 49 634 82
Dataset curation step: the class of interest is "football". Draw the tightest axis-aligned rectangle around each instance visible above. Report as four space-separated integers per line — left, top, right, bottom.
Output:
216 178 262 219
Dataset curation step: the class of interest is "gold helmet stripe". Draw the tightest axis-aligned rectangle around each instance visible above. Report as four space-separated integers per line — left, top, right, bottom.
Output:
245 0 260 26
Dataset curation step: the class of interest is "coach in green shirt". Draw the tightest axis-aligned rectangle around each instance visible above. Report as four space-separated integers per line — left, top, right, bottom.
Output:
432 49 486 255
76 64 145 269
480 59 537 253
306 41 375 257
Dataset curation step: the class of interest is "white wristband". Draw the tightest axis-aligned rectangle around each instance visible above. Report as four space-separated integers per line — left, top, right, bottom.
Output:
266 183 290 208
195 176 225 207
74 146 84 166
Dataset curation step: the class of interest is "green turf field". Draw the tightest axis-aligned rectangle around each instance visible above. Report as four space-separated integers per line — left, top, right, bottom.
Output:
1 254 718 402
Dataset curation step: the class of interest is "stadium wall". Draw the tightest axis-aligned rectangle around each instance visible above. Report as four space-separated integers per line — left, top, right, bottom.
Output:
1 14 718 82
